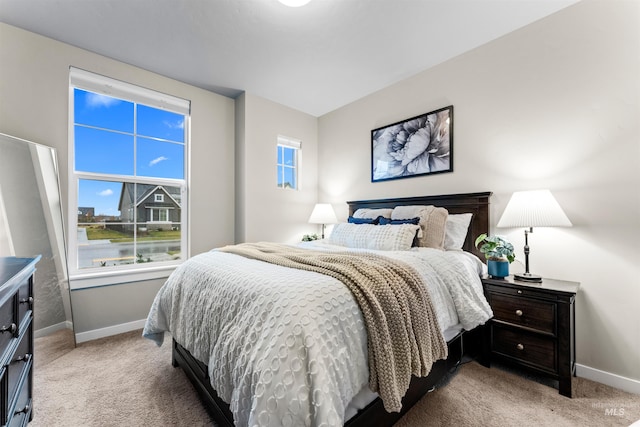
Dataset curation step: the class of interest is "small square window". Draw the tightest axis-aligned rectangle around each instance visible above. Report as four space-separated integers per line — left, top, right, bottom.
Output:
155 194 164 202
277 137 300 190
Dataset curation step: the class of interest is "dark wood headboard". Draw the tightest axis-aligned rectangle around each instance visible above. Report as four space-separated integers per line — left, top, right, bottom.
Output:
346 191 492 259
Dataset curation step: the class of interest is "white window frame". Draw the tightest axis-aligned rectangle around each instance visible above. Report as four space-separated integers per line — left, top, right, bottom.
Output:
277 136 301 190
68 67 190 289
154 194 164 202
148 208 170 223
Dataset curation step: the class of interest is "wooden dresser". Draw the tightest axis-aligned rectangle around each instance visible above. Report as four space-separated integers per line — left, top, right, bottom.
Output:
481 275 579 397
0 256 39 426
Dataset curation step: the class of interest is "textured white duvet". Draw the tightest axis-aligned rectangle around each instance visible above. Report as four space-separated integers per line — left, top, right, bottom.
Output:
143 242 492 427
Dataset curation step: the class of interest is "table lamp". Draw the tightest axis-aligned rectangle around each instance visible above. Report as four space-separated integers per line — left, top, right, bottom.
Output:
497 189 572 282
308 203 337 239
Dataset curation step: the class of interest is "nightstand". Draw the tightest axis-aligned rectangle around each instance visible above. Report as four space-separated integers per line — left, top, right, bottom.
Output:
480 275 579 397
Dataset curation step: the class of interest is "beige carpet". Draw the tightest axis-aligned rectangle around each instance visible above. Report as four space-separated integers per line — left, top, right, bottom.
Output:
33 329 640 427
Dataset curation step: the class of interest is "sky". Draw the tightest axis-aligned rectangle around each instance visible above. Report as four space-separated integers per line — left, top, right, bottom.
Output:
74 89 185 217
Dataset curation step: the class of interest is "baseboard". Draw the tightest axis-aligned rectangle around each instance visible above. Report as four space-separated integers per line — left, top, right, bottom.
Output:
75 319 147 344
576 363 640 395
35 320 73 338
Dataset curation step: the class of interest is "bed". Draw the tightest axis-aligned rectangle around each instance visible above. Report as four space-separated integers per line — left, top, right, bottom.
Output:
143 191 493 426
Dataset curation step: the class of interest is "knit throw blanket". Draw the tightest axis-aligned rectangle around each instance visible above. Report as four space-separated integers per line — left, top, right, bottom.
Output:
218 242 448 413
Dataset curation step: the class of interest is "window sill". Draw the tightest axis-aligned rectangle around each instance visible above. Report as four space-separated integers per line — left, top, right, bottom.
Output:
69 263 178 290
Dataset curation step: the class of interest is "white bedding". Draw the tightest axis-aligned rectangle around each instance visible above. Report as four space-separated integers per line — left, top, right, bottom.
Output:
143 241 492 427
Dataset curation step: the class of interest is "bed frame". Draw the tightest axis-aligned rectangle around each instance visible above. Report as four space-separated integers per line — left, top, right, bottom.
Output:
171 191 492 426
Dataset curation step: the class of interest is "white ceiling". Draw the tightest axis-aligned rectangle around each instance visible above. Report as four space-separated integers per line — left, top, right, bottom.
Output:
0 0 579 117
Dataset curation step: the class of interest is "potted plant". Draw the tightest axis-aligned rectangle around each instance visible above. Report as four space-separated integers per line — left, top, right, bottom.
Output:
474 233 516 278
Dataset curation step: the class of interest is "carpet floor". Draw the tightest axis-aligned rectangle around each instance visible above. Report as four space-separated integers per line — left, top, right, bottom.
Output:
33 329 640 426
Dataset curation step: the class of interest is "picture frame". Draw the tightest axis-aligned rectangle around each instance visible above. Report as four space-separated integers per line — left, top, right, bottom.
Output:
371 105 453 182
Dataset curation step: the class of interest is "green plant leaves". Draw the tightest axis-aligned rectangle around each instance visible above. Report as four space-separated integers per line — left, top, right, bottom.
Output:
474 233 515 263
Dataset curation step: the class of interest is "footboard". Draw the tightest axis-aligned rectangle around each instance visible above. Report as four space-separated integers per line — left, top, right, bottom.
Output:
172 330 464 426
172 340 234 425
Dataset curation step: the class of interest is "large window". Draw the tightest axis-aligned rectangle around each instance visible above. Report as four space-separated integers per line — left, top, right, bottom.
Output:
277 136 300 190
69 68 189 283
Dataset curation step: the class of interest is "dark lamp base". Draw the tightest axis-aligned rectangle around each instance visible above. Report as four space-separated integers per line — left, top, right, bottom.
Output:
514 272 543 283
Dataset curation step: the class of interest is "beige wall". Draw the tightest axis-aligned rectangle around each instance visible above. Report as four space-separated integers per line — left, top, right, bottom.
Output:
0 23 235 334
318 0 640 384
236 93 319 244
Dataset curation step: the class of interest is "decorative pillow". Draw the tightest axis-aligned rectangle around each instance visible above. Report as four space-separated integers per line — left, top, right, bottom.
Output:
444 213 473 250
352 208 393 219
348 216 381 225
328 223 420 251
378 217 421 225
391 205 448 249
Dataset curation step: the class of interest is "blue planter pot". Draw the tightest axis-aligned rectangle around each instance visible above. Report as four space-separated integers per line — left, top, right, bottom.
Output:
488 260 509 278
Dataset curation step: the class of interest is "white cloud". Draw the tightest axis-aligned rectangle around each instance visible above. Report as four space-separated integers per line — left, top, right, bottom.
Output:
149 156 168 166
86 93 121 108
98 189 114 196
164 119 184 130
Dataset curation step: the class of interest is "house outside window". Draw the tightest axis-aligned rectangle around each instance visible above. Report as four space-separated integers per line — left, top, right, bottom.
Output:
277 136 300 190
69 68 190 286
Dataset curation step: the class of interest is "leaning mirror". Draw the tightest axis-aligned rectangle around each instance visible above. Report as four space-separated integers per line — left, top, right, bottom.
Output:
0 133 75 345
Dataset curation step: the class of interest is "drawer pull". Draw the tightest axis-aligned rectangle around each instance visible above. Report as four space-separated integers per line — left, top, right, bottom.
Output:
15 353 31 363
19 296 34 306
14 404 30 415
0 323 17 334
517 290 522 294
516 343 524 351
515 309 523 317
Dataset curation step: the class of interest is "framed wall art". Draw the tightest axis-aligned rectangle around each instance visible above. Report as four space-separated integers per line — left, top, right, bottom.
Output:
371 105 453 182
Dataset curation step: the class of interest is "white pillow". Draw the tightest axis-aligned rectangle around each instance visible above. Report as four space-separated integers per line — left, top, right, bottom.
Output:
352 208 393 219
391 205 448 249
328 223 420 251
444 213 473 250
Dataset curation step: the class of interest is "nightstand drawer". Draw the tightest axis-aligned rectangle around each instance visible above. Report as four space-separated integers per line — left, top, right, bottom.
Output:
492 326 556 372
489 293 555 334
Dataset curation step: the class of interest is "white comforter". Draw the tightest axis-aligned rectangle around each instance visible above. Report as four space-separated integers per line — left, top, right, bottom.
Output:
143 242 492 427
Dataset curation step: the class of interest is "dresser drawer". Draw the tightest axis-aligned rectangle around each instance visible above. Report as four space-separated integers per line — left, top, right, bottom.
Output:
489 292 555 334
0 338 32 427
0 296 17 359
6 324 32 412
16 278 33 334
8 378 31 427
8 400 31 427
492 326 556 372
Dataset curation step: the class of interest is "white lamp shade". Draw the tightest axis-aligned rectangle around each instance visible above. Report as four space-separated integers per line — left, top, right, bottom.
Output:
497 189 572 228
308 203 337 224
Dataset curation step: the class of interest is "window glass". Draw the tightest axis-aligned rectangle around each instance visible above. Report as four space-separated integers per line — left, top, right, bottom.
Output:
77 179 123 224
74 126 134 175
136 137 184 179
74 89 134 132
76 180 182 269
283 167 295 189
283 147 295 166
137 104 185 143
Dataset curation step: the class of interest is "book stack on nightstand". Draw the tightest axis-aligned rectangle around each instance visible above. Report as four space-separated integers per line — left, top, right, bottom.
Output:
480 275 580 397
